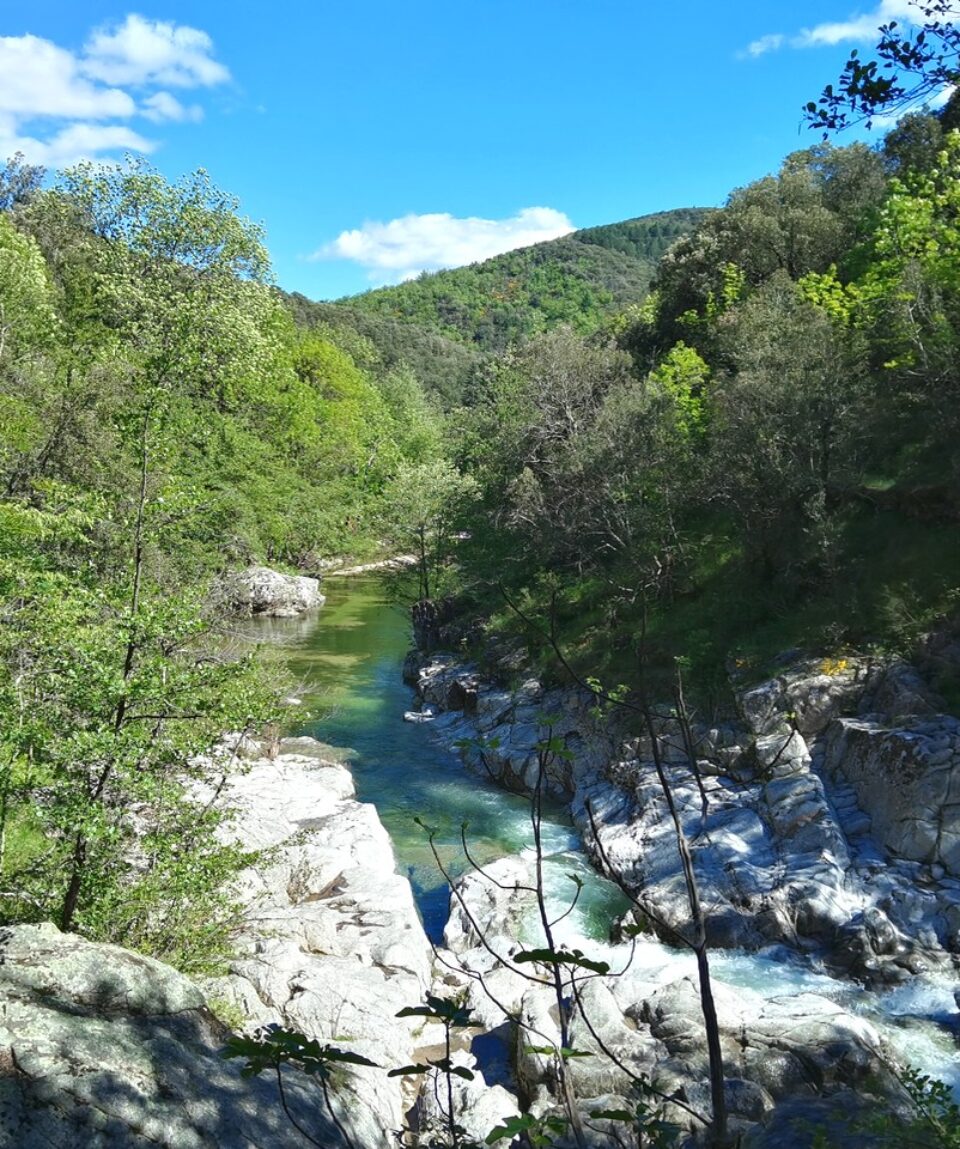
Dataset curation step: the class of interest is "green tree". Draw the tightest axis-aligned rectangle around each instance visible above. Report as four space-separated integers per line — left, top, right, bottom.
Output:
382 459 478 601
0 159 289 958
0 213 57 364
711 272 868 581
0 151 44 212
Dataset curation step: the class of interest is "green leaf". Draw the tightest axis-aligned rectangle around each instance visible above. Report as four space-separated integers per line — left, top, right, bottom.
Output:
514 947 610 975
589 1108 635 1122
486 1115 536 1143
323 1048 379 1067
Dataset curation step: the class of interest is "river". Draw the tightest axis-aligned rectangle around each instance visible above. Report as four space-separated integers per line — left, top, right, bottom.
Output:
250 577 960 1100
255 576 628 943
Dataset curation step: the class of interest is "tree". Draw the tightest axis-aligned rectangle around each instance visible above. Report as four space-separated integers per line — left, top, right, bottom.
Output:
805 1 960 132
382 459 478 602
0 214 57 364
647 147 883 355
464 328 635 577
856 130 960 456
882 109 945 173
58 156 277 409
710 272 868 581
0 152 44 212
0 159 288 959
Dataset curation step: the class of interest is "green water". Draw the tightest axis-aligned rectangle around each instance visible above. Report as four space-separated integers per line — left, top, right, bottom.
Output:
249 578 627 942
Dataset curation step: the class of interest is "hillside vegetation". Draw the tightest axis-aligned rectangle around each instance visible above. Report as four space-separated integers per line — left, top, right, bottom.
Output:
431 125 960 706
284 291 484 408
333 208 709 356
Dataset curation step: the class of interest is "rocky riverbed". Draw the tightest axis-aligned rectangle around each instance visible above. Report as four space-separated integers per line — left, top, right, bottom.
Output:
3 619 960 1148
405 647 960 1144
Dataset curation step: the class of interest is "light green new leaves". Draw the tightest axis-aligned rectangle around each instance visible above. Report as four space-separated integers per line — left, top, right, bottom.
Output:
0 213 57 363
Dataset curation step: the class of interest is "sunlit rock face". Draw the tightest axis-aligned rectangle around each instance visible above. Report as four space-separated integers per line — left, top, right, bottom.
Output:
822 715 960 874
211 565 325 617
202 737 435 1146
408 648 960 984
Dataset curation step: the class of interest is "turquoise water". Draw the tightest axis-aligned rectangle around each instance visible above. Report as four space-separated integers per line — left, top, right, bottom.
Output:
251 577 627 942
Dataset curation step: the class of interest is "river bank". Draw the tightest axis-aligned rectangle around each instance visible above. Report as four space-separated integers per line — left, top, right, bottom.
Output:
403 640 960 1137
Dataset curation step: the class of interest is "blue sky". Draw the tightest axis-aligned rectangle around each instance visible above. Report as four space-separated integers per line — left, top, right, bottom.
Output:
0 2 948 299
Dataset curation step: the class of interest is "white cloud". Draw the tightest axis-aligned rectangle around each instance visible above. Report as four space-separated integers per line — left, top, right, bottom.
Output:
796 0 922 47
742 1 960 59
0 118 156 169
314 207 576 282
0 34 134 119
744 33 785 58
82 14 230 88
0 16 228 169
141 91 203 124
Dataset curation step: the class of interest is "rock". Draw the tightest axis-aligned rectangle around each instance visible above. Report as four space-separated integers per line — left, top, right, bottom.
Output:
867 660 939 721
322 555 417 577
739 657 878 738
211 565 324 618
201 740 435 1143
409 653 616 800
822 716 960 875
440 857 538 1030
418 1050 520 1144
404 644 960 1140
403 708 435 722
0 923 350 1148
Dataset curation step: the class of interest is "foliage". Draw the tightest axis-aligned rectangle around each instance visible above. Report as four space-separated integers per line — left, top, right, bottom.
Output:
439 135 958 699
285 292 484 408
224 1025 378 1149
381 458 478 600
335 210 709 356
806 1 960 132
0 493 277 969
0 155 446 970
0 214 57 363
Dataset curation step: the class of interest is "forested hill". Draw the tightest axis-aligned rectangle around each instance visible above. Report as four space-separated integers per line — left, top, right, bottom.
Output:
327 207 709 355
284 292 484 408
